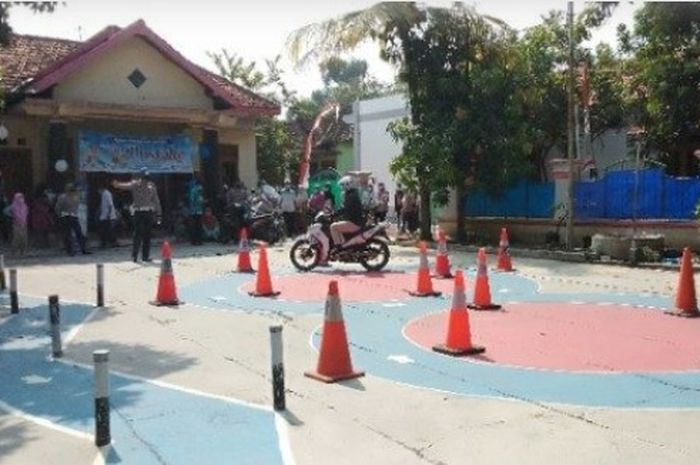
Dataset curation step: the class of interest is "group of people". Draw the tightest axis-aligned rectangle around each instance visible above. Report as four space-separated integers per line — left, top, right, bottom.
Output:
0 165 420 261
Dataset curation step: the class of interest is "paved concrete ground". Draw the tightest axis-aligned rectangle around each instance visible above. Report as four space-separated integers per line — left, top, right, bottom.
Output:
0 242 698 465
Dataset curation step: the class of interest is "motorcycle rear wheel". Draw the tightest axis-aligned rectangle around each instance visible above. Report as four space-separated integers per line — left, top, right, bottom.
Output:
359 238 390 272
290 238 321 271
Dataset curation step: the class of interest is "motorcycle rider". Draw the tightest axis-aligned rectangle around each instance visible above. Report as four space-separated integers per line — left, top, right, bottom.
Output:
329 177 365 253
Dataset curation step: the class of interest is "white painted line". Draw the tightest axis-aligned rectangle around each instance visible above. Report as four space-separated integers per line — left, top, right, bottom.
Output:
387 354 415 364
91 445 111 465
64 307 101 346
0 398 93 441
54 358 272 413
275 413 298 465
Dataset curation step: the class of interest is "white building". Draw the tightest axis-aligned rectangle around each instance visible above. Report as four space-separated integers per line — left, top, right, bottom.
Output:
345 94 410 196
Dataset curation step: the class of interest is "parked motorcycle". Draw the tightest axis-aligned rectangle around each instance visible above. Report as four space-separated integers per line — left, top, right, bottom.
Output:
289 211 390 272
219 202 286 245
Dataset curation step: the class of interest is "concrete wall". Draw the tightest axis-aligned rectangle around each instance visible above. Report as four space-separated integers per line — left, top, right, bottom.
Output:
54 37 213 110
350 94 410 196
3 115 49 185
439 216 700 251
220 128 257 188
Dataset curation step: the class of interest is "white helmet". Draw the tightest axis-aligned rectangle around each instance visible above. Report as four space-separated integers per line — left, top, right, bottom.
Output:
338 175 356 191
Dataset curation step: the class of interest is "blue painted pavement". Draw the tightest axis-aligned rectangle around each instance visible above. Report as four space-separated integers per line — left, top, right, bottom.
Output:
0 296 285 464
184 268 700 408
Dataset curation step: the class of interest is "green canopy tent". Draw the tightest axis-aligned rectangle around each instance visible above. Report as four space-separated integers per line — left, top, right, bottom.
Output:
308 168 341 207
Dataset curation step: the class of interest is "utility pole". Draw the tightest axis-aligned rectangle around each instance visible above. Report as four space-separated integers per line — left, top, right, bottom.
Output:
565 1 576 251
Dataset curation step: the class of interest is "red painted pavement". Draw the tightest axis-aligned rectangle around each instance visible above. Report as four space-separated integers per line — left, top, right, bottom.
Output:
404 302 700 372
241 271 456 302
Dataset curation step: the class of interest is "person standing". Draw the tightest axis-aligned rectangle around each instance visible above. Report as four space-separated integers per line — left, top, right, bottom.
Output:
112 168 161 262
31 190 53 248
402 190 418 236
10 193 29 256
55 183 90 256
394 185 405 231
188 179 204 245
295 185 309 234
374 182 390 222
279 181 297 237
98 184 118 248
0 170 8 245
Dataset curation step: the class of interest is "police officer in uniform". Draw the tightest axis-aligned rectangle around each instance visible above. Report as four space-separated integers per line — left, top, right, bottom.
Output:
112 168 162 262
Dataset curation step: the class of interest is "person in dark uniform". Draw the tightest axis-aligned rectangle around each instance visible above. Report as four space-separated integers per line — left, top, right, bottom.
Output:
112 168 161 262
55 183 90 256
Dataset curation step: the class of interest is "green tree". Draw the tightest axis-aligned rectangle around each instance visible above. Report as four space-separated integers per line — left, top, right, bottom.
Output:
289 2 457 240
515 5 623 180
208 51 297 185
387 5 529 241
619 3 700 175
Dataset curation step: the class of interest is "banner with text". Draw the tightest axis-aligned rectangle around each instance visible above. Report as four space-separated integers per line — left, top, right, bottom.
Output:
78 131 195 173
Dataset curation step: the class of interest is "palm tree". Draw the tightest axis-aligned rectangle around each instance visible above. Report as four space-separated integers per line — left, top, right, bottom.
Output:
288 2 507 241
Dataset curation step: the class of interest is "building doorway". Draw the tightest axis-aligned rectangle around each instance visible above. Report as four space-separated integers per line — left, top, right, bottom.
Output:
219 144 239 186
0 148 33 199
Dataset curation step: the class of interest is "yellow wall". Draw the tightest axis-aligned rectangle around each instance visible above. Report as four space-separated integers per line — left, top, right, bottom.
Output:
54 37 213 110
3 115 49 185
220 128 257 188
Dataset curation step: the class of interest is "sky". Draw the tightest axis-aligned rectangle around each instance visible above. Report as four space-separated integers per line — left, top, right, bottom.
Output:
8 0 640 97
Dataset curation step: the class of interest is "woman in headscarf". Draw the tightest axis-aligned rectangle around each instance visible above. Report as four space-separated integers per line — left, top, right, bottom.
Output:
10 193 29 255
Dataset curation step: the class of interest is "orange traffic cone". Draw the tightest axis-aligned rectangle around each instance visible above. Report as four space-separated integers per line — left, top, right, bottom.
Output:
236 228 254 273
248 243 280 297
434 229 453 279
468 248 502 311
666 247 699 318
433 270 485 356
150 241 181 306
305 280 365 383
495 227 514 272
409 241 442 297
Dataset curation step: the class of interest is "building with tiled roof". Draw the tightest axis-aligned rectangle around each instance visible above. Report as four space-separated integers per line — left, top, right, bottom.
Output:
0 19 279 214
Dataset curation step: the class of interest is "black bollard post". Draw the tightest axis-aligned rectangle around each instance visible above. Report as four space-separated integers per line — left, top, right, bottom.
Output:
10 269 18 314
269 325 285 411
93 349 111 447
48 295 62 358
96 264 104 308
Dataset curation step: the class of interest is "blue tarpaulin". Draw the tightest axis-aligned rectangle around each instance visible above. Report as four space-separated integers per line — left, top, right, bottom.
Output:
465 169 700 220
464 181 554 218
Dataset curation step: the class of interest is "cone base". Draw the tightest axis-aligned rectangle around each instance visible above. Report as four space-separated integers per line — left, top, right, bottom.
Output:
432 344 485 356
494 267 515 273
149 300 182 307
304 370 365 383
408 291 442 297
665 309 700 318
248 291 281 298
236 268 256 273
468 303 503 311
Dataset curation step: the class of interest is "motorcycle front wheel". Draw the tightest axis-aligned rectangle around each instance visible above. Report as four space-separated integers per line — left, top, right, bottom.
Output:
359 238 391 272
289 238 321 272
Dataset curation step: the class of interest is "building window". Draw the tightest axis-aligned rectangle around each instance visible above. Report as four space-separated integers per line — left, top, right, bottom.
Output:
127 69 147 88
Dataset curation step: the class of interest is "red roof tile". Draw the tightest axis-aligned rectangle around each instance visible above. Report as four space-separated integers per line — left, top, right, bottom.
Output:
0 24 279 116
0 34 79 91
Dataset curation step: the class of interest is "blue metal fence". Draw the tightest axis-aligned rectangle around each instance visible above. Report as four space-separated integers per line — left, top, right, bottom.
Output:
463 169 700 220
575 169 700 219
464 181 555 218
